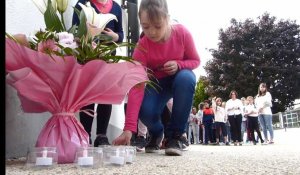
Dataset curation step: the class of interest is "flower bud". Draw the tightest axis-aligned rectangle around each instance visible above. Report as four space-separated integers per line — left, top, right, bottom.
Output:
56 0 68 13
32 0 57 14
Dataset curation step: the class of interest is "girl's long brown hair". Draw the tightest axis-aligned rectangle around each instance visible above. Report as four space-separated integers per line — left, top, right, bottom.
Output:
258 83 268 97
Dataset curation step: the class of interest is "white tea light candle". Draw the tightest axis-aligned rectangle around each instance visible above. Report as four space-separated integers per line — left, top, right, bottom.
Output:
35 150 53 166
77 148 94 166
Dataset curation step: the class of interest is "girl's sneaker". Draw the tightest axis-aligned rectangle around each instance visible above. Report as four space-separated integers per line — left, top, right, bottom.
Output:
165 137 183 156
145 134 163 153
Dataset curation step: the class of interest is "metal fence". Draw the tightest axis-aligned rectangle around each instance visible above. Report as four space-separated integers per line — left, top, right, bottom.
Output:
274 109 300 128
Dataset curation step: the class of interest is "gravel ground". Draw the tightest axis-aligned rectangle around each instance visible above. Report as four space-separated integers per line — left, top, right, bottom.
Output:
6 128 300 175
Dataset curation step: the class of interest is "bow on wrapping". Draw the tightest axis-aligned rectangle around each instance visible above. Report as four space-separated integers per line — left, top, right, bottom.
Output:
6 38 148 163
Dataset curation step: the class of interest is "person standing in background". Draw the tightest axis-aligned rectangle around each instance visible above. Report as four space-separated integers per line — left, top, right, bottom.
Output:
188 107 200 144
72 0 124 146
212 97 229 145
255 83 274 144
197 103 204 144
244 96 264 145
225 90 244 146
240 97 249 143
202 100 214 145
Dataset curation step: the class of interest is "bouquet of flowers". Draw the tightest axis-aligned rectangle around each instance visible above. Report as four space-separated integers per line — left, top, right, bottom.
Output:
6 0 148 163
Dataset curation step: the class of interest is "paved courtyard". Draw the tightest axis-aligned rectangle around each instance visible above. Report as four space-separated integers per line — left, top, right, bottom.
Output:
6 128 300 175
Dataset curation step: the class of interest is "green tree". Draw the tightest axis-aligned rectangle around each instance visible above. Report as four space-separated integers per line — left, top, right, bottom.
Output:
193 76 210 109
205 13 300 113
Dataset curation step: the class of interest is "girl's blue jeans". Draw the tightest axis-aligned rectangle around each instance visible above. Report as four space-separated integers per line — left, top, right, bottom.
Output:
139 69 196 139
258 114 274 140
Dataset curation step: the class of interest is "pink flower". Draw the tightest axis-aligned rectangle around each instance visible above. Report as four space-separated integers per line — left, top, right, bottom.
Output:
37 39 58 53
92 41 97 49
57 32 78 49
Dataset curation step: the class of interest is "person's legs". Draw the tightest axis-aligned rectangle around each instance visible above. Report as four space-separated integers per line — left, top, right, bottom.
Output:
228 116 236 144
248 117 255 144
188 125 192 144
254 118 264 144
139 86 168 138
235 115 243 144
258 115 268 141
96 104 112 135
264 114 274 143
165 69 196 155
215 122 221 144
241 121 246 142
194 123 200 144
79 104 95 144
133 119 148 151
203 122 210 144
226 123 231 143
165 70 196 138
218 122 228 144
139 80 170 153
94 104 112 146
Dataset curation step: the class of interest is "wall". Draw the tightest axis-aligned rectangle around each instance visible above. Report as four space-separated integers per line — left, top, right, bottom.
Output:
6 0 126 158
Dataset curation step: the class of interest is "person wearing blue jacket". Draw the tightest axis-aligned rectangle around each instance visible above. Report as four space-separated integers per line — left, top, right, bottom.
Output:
72 0 124 147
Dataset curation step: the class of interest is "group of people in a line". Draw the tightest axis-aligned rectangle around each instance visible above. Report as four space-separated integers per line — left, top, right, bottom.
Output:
187 83 274 146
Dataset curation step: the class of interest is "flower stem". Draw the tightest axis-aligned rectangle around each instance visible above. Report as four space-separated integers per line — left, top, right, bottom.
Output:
60 13 66 31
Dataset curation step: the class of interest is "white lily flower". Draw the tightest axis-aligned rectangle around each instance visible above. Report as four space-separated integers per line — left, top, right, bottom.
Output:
78 2 117 30
32 0 57 14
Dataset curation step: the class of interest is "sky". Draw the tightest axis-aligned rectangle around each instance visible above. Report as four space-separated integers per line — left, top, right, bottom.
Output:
167 0 300 80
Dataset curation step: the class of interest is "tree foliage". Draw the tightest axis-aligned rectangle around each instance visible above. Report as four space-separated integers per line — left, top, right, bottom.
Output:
204 13 300 113
193 76 209 110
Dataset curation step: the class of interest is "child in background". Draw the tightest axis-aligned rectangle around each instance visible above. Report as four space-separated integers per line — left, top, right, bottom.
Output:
244 96 264 145
212 97 229 145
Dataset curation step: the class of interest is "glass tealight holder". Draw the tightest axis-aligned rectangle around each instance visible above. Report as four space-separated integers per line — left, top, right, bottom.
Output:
25 147 57 168
103 146 126 166
74 147 103 168
124 146 136 164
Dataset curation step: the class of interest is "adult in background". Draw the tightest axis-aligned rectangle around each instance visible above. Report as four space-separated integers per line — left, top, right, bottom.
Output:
225 90 244 146
72 0 124 146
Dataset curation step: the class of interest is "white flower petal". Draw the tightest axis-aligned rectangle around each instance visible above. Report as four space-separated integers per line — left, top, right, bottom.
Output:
94 13 117 30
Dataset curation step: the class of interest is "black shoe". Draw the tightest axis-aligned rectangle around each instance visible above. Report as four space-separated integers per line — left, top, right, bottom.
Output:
145 134 163 153
165 135 183 156
94 135 110 147
132 136 147 152
225 142 230 146
179 134 189 149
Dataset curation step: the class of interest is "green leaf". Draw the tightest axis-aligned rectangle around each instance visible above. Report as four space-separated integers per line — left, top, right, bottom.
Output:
76 10 87 38
44 0 64 32
68 25 77 34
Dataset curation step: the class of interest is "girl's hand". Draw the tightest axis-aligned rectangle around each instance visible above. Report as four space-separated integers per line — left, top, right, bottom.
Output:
112 130 132 145
162 61 178 75
103 28 119 42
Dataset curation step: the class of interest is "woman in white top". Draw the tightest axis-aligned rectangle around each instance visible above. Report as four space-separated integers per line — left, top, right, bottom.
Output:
225 90 244 146
255 83 274 144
